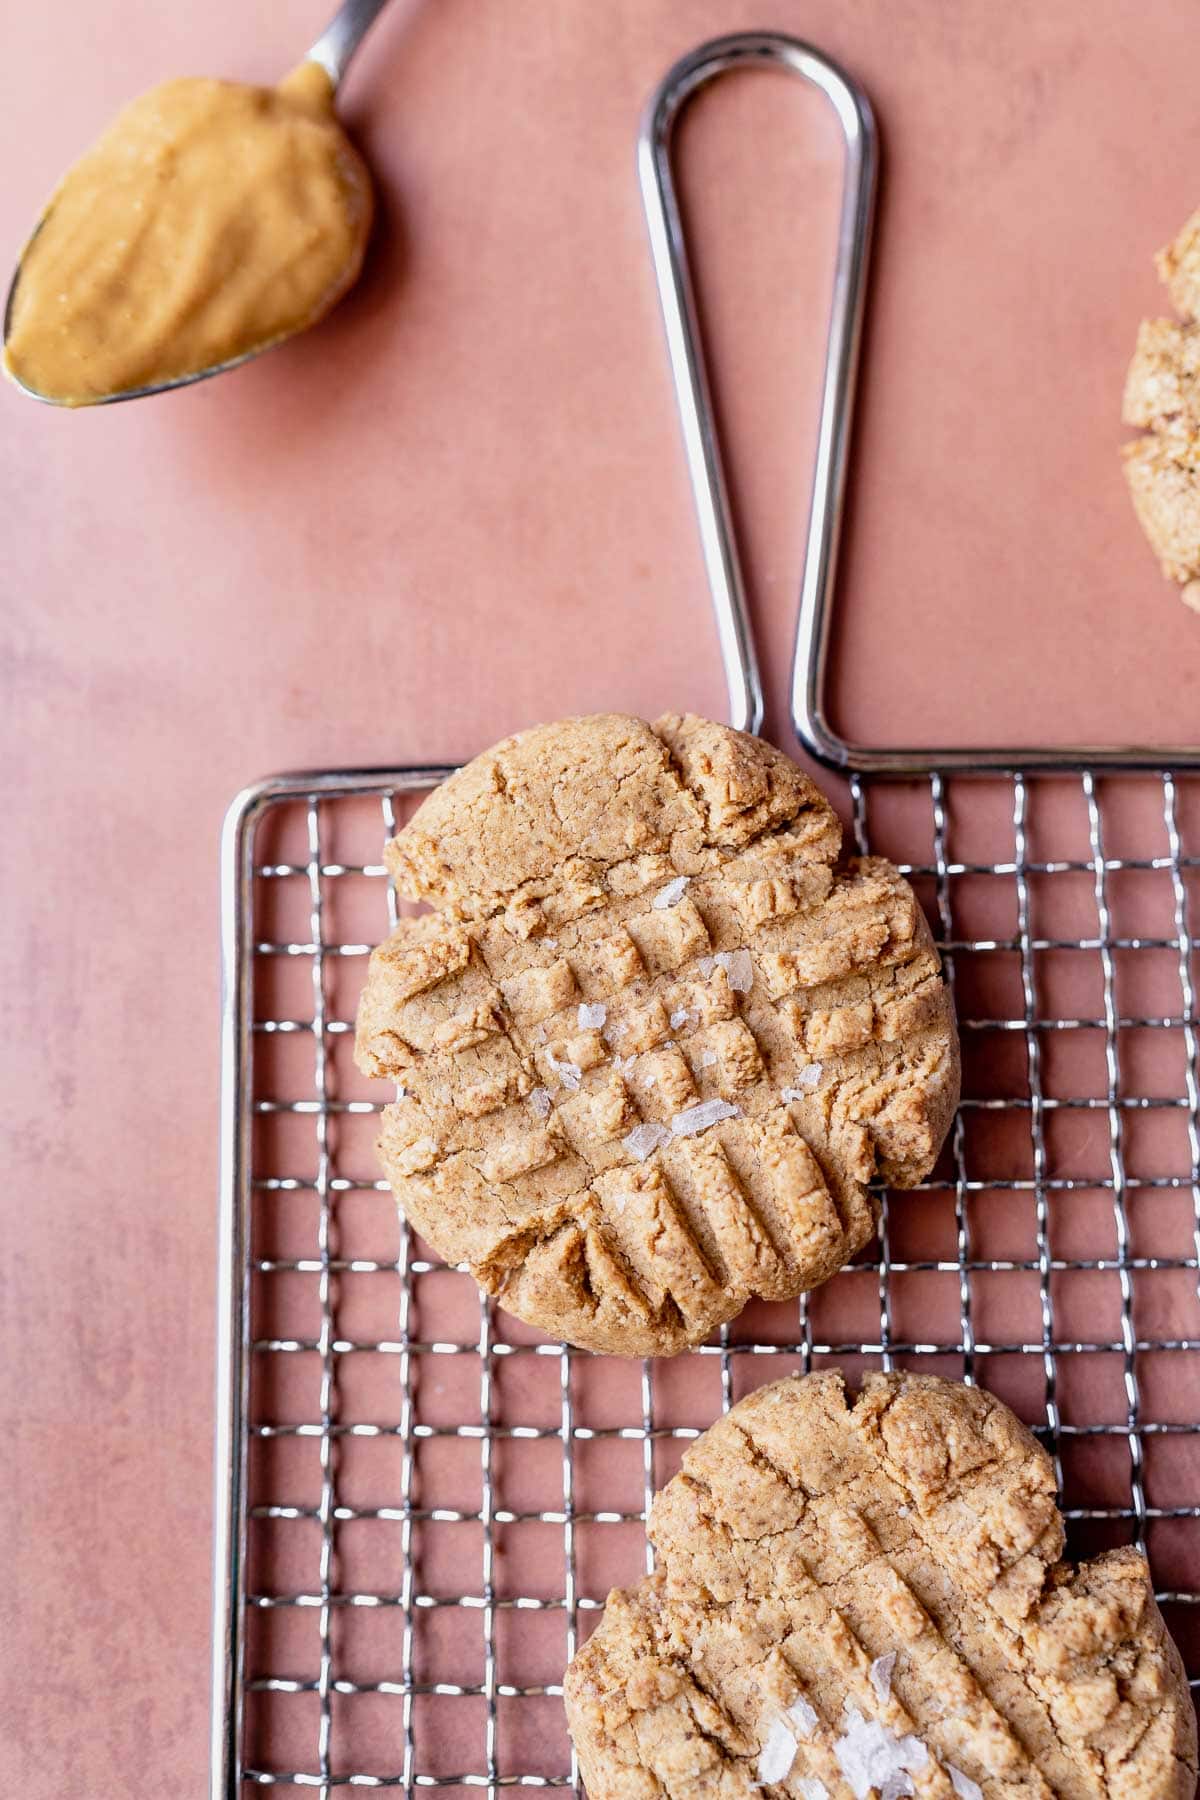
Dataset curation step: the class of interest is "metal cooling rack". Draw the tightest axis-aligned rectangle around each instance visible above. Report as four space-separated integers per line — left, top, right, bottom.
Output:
211 33 1200 1798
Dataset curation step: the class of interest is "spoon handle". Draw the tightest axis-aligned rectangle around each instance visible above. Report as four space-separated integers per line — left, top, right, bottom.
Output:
306 0 393 90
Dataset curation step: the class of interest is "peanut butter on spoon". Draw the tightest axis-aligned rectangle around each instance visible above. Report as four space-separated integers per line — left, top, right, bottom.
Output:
4 56 374 407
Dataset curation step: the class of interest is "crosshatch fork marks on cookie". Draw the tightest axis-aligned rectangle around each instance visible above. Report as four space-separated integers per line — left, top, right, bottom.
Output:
218 766 1200 1796
563 1371 1197 1798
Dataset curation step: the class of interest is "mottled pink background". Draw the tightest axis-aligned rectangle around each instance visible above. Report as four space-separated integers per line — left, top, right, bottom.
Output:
4 0 1200 1792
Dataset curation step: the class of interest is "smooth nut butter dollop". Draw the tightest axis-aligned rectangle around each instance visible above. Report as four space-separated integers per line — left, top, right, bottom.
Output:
4 60 373 406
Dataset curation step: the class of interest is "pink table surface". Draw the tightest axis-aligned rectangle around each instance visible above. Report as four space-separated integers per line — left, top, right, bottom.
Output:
4 0 1200 1791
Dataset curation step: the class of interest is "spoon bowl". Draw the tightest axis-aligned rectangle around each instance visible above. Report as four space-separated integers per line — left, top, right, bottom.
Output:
3 0 391 407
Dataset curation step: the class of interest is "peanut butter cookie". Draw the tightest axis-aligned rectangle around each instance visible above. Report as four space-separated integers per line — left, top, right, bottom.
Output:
355 715 959 1354
1123 208 1200 612
565 1370 1196 1798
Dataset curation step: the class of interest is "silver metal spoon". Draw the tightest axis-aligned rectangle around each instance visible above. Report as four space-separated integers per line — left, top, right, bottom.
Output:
3 0 392 406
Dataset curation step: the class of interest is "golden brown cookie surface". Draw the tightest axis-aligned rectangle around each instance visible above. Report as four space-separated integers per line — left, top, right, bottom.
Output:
356 715 959 1354
564 1371 1197 1799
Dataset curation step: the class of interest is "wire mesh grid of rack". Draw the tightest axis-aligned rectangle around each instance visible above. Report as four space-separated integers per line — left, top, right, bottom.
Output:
214 760 1200 1795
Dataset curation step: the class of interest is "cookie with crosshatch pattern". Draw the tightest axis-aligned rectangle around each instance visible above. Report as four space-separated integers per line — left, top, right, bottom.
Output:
564 1370 1197 1800
354 714 959 1355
